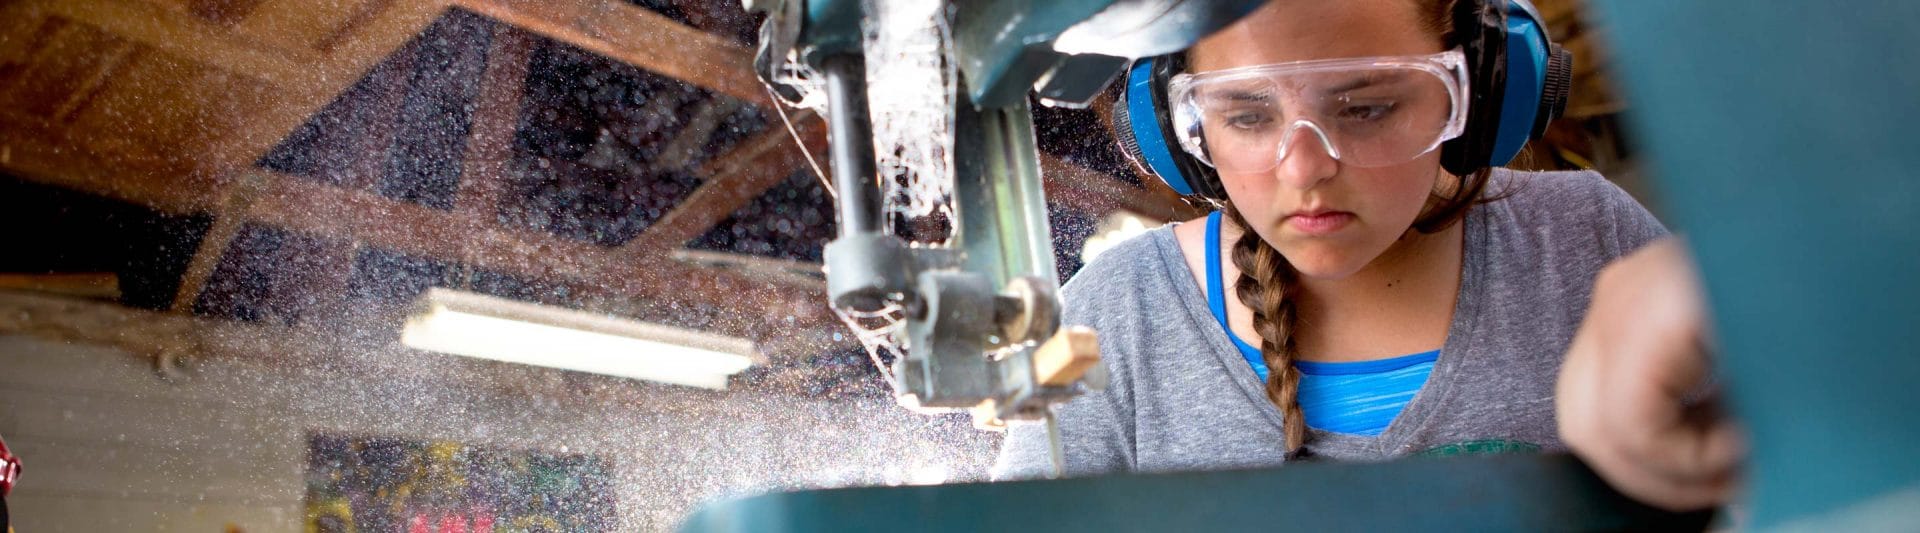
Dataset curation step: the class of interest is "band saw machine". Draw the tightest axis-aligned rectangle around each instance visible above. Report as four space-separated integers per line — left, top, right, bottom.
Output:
743 0 1263 475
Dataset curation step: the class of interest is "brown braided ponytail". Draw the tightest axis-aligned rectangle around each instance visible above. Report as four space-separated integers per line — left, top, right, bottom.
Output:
1208 0 1504 456
1224 206 1310 452
1222 166 1492 456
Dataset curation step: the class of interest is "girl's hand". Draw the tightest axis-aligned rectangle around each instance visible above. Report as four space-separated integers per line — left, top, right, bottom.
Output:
1557 237 1744 511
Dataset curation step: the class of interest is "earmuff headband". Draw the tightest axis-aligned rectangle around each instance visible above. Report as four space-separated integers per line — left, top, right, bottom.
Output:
1120 60 1195 196
1114 0 1571 200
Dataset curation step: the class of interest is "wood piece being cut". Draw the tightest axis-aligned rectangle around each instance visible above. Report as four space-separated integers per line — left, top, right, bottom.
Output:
1034 326 1100 386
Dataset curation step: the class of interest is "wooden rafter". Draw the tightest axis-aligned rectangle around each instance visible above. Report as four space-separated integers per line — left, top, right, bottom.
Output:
654 98 744 170
0 273 120 300
450 0 770 107
235 172 830 337
452 23 535 216
167 171 269 311
0 0 839 342
1040 153 1200 222
619 114 828 255
201 0 447 174
230 0 379 54
31 0 319 86
164 0 446 310
0 111 210 213
23 0 436 195
48 39 138 122
23 0 1184 253
1 120 832 343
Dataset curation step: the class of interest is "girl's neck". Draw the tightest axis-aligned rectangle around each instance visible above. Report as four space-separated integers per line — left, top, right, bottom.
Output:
1297 221 1463 305
1289 218 1466 362
1296 171 1470 332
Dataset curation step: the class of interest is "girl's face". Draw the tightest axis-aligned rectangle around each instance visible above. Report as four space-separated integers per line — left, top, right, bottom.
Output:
1189 0 1451 280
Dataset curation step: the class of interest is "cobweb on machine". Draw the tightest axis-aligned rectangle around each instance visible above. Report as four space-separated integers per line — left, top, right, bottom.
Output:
758 0 961 398
861 0 957 239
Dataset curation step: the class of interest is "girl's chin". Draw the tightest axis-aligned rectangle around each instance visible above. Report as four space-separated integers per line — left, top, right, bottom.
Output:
1277 249 1370 280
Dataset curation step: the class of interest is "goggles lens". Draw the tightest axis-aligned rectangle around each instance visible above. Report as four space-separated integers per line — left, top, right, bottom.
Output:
1171 50 1468 173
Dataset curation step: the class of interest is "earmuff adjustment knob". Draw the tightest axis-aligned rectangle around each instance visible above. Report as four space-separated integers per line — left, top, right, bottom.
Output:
1534 43 1574 137
1111 95 1151 176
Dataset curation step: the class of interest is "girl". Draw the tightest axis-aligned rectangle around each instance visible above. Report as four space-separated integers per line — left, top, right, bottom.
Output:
995 0 1679 477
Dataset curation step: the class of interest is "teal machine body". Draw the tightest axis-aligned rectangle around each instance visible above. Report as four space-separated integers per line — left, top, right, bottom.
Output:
1589 1 1920 528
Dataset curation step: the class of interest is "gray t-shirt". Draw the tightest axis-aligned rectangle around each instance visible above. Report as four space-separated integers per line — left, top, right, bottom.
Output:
993 168 1668 479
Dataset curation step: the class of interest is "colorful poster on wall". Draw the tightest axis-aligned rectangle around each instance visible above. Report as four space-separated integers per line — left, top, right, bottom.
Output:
304 432 617 533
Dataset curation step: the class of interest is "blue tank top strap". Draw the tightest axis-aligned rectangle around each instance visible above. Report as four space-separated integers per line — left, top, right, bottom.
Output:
1205 211 1228 322
1202 211 1436 437
1205 211 1271 380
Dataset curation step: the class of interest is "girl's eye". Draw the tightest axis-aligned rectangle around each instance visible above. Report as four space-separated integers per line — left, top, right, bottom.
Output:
1223 111 1273 129
1337 102 1397 122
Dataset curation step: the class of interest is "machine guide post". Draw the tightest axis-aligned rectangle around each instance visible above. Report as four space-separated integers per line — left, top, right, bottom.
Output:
745 0 1264 479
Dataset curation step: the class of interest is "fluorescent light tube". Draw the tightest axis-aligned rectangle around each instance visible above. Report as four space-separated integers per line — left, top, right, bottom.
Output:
402 288 755 390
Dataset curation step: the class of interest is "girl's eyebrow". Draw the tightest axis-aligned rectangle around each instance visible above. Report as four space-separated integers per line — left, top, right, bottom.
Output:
1323 70 1414 95
1203 88 1272 104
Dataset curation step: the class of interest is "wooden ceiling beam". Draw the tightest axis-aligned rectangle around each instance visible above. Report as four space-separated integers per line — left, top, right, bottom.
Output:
169 0 448 311
0 3 48 65
450 0 770 107
4 113 829 346
31 0 319 86
619 114 828 255
239 172 831 338
1040 152 1201 222
0 111 212 213
1 113 832 340
167 173 271 311
5 0 1179 344
200 0 447 175
161 1 445 311
618 113 1197 257
49 39 139 123
230 0 371 52
654 98 743 171
29 0 1177 251
452 24 535 216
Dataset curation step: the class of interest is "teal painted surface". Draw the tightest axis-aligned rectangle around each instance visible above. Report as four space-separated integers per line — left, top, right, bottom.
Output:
798 0 862 60
952 0 1116 106
677 454 1708 532
1586 1 1920 527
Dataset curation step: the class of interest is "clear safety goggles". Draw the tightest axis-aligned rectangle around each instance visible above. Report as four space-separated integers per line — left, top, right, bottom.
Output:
1168 49 1471 173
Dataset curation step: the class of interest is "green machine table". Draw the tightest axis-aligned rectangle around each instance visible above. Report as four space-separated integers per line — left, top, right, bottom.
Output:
680 454 1709 532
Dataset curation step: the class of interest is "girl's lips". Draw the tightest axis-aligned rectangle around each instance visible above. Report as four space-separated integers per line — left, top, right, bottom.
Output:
1285 211 1355 235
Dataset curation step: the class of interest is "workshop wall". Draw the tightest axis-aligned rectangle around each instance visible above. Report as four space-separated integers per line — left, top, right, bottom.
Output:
0 335 995 531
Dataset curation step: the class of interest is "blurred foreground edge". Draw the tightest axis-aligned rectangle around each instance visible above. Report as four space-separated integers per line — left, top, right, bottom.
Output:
677 453 1712 532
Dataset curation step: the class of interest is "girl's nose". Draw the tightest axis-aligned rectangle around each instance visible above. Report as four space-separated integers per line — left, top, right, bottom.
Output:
1273 120 1339 190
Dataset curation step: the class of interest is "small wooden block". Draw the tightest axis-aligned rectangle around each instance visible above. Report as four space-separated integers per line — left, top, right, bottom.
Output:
1034 326 1100 387
970 400 1007 432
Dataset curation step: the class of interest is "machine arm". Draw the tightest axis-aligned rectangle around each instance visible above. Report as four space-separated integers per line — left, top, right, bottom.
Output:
743 0 1261 441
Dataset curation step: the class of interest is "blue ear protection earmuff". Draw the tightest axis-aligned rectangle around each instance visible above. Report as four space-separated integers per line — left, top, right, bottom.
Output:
1113 55 1228 199
1112 0 1573 201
